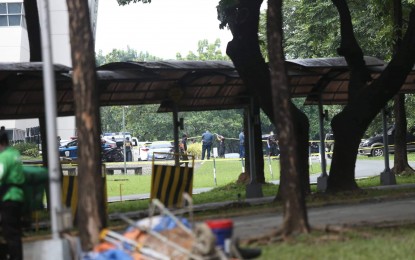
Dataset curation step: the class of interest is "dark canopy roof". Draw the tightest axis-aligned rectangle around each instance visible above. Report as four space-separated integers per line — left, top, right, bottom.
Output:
96 61 246 112
0 57 414 119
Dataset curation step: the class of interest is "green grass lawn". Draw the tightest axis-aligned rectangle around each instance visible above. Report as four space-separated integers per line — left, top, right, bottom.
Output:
106 159 323 197
107 174 415 214
259 224 415 260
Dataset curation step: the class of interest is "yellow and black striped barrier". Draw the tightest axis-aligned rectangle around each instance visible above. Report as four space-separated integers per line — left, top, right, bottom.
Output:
61 164 108 223
150 153 194 208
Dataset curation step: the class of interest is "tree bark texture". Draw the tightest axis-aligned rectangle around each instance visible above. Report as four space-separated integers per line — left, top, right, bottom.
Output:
393 94 413 174
392 0 414 175
23 0 42 62
224 0 310 195
24 0 52 209
66 0 106 251
267 0 309 236
253 102 266 183
328 0 415 192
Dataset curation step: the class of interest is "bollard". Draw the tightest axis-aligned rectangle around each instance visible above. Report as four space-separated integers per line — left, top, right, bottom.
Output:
119 183 123 202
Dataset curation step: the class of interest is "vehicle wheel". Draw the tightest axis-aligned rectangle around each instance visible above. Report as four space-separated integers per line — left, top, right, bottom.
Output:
371 147 384 157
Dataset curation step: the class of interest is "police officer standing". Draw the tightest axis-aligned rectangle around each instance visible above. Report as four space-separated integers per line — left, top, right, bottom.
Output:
201 130 214 160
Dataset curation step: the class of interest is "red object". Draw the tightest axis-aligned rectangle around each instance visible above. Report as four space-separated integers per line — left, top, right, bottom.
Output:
205 219 233 229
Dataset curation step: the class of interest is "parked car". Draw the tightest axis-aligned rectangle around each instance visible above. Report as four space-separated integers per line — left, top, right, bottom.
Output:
147 142 174 160
133 142 152 161
59 139 71 147
59 139 113 159
358 126 415 157
101 138 117 148
309 142 320 154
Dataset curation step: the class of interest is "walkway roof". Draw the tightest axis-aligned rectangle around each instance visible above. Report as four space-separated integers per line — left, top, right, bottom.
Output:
0 57 414 119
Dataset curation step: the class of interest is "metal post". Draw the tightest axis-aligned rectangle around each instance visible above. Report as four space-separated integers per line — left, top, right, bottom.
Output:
173 105 180 166
39 0 62 239
123 106 126 174
213 156 217 186
380 108 396 185
317 96 328 192
246 98 263 198
268 155 274 180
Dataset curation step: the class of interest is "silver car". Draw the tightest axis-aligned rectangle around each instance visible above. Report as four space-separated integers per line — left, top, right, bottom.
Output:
147 142 174 160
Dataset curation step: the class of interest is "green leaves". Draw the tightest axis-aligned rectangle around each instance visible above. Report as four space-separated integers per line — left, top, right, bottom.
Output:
116 0 151 6
176 39 230 61
95 46 161 66
217 0 240 29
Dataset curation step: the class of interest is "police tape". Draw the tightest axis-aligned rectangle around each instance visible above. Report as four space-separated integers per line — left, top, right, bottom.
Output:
164 133 341 144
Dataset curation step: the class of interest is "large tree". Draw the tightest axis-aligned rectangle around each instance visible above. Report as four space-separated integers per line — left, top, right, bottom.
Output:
278 0 414 177
268 0 310 235
66 0 106 250
327 0 415 191
218 0 311 195
392 0 415 175
116 0 309 190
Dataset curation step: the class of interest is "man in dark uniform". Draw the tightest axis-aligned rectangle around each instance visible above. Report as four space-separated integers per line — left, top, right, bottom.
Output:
201 130 214 160
217 135 225 158
124 137 133 161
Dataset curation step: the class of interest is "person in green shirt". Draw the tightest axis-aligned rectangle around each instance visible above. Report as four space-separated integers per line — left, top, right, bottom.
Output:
0 127 24 260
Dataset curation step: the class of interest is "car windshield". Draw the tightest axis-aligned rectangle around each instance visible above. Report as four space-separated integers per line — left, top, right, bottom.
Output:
66 140 77 147
150 143 172 149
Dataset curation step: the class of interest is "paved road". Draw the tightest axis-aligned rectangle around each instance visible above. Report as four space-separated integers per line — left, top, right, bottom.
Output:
109 159 406 202
233 197 415 239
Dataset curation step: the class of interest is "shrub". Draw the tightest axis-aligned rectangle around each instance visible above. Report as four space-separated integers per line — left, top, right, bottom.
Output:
22 148 40 157
13 142 39 157
187 142 202 159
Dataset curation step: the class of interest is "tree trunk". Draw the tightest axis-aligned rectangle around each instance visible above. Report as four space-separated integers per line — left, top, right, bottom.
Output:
393 94 414 174
23 0 42 62
253 102 266 183
223 0 310 195
328 0 415 192
243 109 249 173
268 0 309 235
66 0 106 251
392 0 414 175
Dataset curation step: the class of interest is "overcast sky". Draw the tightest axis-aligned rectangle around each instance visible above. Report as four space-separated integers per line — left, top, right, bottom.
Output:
95 0 233 59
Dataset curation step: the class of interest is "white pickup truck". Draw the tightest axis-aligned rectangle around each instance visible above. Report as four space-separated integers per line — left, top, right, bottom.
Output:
102 132 137 146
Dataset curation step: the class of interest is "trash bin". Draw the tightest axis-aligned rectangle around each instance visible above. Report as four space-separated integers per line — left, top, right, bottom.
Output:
22 165 48 215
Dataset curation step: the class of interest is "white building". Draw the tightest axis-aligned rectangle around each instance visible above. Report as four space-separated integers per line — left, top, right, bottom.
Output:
0 0 99 140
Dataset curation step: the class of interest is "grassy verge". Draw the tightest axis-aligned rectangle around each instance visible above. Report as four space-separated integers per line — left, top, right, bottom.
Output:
106 159 322 197
107 174 415 215
259 223 415 260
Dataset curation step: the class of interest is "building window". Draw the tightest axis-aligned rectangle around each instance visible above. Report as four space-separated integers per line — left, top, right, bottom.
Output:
0 3 25 27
